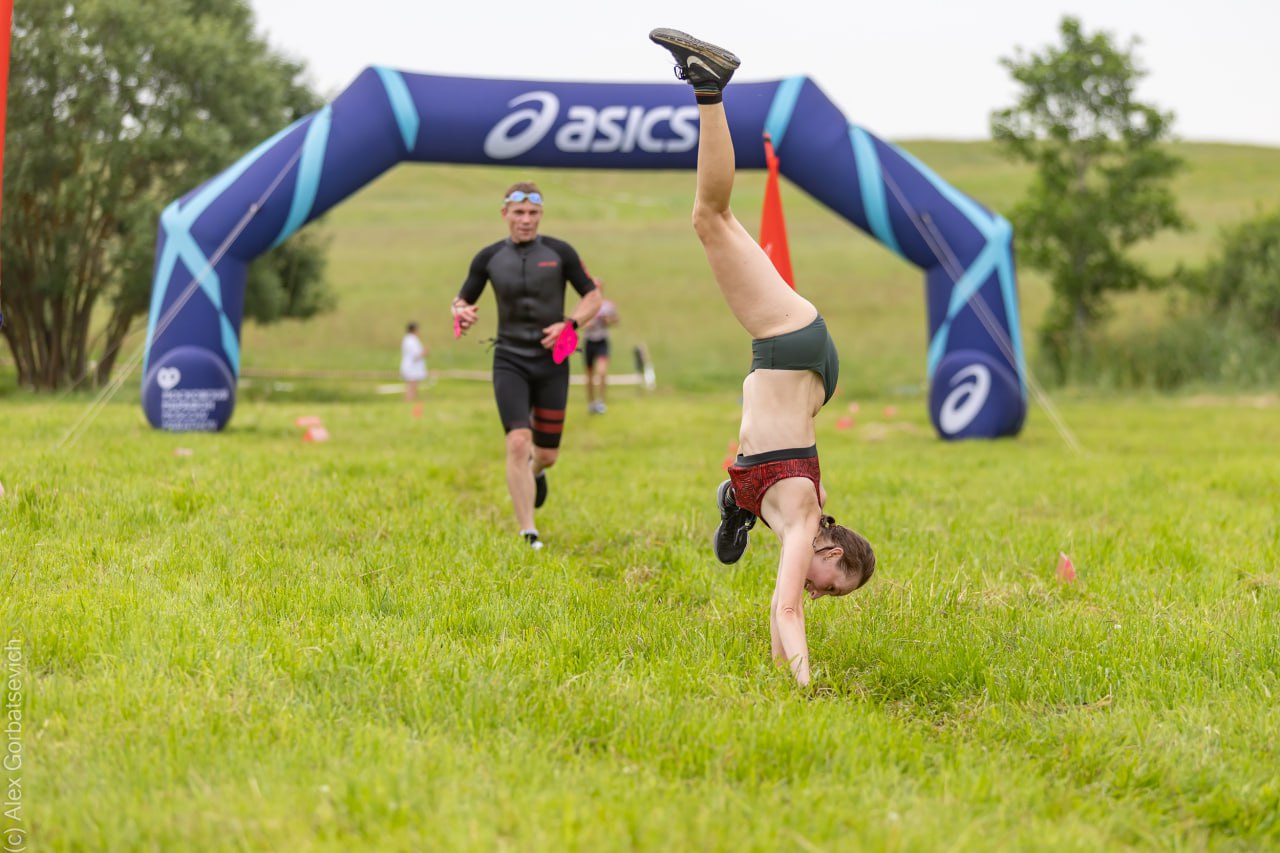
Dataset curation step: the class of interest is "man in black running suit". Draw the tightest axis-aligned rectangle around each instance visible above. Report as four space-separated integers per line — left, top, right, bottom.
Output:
450 182 601 550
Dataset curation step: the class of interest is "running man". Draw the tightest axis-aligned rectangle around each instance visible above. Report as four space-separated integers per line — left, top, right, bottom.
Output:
451 182 602 549
650 29 876 687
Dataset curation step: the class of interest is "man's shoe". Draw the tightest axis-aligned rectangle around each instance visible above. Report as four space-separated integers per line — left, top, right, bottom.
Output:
534 471 548 509
649 28 740 102
523 531 544 551
713 478 756 564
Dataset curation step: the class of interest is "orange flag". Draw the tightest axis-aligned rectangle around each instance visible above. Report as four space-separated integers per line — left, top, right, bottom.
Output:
759 132 795 289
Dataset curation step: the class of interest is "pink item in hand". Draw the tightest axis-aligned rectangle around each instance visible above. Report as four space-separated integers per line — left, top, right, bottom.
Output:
552 323 578 364
453 316 463 339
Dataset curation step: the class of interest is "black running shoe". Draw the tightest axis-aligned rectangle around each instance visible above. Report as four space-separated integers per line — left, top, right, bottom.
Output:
649 28 740 103
713 478 756 564
523 531 544 551
534 471 548 509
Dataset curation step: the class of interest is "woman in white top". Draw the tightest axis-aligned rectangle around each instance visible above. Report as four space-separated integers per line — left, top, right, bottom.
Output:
400 322 428 401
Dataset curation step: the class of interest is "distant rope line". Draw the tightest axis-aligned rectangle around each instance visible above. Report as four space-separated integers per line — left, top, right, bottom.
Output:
880 169 1082 453
53 147 307 452
239 366 653 386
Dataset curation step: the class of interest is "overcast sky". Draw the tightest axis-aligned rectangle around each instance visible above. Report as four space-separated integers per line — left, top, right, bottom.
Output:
247 0 1279 147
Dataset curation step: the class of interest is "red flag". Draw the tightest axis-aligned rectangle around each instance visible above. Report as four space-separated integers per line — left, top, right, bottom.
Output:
759 132 795 289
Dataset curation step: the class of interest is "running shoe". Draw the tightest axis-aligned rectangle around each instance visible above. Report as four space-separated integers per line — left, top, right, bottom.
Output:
534 471 548 509
649 28 740 102
713 478 756 564
523 531 544 551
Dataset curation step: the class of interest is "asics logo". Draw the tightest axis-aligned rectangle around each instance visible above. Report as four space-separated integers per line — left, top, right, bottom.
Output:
686 56 721 79
484 90 700 159
938 364 992 435
484 92 560 159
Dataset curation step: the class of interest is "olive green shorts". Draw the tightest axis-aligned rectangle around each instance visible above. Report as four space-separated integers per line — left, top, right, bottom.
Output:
750 314 840 404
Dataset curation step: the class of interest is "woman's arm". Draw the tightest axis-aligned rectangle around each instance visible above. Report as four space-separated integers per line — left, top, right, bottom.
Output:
763 479 823 687
770 588 784 662
772 533 811 686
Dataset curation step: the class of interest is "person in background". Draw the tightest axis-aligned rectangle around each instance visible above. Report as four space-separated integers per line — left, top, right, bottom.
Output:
400 321 428 402
582 277 619 414
650 28 876 688
450 182 602 550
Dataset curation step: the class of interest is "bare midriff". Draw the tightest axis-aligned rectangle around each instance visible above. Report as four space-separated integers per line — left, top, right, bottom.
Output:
737 368 824 456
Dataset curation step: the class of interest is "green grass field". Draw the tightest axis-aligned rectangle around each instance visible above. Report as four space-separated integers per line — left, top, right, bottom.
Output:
3 142 1280 850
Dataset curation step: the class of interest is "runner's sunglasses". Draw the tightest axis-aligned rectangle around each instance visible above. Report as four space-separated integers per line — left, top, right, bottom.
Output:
504 191 543 205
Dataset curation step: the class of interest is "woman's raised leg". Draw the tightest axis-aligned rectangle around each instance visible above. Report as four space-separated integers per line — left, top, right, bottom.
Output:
691 101 816 339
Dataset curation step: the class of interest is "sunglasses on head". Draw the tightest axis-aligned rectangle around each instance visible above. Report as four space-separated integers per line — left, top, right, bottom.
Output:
504 191 542 205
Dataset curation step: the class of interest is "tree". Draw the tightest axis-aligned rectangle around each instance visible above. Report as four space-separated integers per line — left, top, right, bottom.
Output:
1192 207 1280 336
990 16 1185 379
1 0 332 391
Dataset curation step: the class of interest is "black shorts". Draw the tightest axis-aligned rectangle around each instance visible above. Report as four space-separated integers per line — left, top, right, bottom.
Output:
492 347 569 448
583 338 610 369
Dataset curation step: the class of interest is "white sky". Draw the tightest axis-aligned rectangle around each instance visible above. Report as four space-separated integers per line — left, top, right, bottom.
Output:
248 0 1280 147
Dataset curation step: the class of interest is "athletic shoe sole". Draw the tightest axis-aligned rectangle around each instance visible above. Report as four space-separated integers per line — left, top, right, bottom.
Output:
648 28 741 76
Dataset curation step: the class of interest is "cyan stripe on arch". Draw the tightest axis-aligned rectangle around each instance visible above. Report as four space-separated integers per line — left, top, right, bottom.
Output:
145 118 305 372
374 66 421 153
925 231 1003 379
271 104 333 249
850 126 903 258
763 76 805 150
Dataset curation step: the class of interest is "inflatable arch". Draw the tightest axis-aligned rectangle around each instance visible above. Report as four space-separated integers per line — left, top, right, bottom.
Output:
142 68 1027 439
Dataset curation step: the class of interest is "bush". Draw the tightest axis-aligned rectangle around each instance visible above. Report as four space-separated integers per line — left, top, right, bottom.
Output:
1196 207 1280 336
1048 310 1280 391
1039 207 1280 391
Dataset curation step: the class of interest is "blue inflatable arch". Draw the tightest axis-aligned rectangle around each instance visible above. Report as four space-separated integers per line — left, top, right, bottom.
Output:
142 68 1027 439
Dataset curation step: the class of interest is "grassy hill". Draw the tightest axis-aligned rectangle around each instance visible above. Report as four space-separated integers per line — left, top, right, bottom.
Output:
227 140 1280 398
2 140 1277 399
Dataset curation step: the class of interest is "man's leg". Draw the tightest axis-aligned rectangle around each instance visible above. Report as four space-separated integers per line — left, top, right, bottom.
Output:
529 357 571 510
584 353 598 408
531 446 559 480
505 428 538 532
595 356 609 409
493 353 542 537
